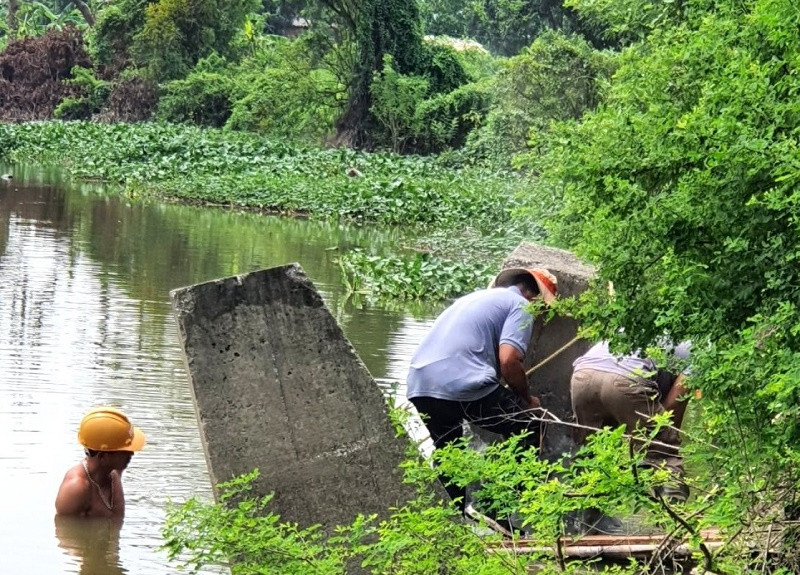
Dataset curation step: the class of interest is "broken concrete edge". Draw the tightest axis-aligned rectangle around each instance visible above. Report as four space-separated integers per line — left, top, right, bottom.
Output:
500 242 596 300
168 262 444 537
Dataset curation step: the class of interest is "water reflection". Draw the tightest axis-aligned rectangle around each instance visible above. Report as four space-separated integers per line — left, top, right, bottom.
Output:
55 516 126 575
0 164 440 574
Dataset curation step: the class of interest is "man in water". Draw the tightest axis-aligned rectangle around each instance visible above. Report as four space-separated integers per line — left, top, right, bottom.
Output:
55 407 146 518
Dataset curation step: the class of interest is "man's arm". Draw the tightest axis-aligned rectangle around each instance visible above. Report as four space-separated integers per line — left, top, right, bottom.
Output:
498 343 539 408
55 467 91 516
662 373 690 428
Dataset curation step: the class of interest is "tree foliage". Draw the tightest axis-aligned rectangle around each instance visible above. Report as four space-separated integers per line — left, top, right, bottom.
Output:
131 0 259 81
466 29 615 166
540 0 800 554
307 0 427 148
419 0 609 55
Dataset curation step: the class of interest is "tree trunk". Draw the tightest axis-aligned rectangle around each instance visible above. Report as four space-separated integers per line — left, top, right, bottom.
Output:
330 0 422 149
332 71 371 148
73 0 95 27
7 0 19 37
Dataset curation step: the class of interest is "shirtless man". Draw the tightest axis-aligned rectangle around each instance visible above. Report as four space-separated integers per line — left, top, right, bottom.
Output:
55 407 146 518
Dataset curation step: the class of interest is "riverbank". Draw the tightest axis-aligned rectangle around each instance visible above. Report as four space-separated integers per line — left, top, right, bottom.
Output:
0 120 550 299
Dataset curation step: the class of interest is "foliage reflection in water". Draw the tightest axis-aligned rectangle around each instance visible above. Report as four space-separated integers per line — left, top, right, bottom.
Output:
0 164 440 575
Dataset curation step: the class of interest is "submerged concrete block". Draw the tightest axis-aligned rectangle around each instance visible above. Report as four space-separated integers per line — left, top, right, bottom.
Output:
170 264 417 534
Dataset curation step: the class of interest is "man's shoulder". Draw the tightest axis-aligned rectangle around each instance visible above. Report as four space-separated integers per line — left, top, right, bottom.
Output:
60 463 90 488
464 287 525 305
55 463 93 516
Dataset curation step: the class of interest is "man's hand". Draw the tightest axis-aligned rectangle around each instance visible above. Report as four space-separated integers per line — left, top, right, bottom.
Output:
499 343 535 406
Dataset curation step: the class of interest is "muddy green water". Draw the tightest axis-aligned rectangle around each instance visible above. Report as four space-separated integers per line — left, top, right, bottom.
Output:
0 164 444 574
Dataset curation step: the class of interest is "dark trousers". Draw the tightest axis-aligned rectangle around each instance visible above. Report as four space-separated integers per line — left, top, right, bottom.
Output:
410 385 541 511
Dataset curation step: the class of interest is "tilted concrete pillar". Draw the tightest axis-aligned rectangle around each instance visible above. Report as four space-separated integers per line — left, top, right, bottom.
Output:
170 264 419 534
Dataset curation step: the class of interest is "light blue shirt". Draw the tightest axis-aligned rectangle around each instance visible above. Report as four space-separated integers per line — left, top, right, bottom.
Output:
572 340 692 380
406 286 533 401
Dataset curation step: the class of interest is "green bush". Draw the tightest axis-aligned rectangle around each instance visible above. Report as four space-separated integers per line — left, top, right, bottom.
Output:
224 37 340 142
417 41 468 95
422 35 499 81
130 0 259 82
88 0 149 77
370 55 430 153
54 66 111 120
163 421 719 574
370 53 492 154
465 29 617 166
158 70 236 127
413 80 493 153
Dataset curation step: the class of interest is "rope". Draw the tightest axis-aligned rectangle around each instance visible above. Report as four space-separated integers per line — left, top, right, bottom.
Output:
525 335 581 376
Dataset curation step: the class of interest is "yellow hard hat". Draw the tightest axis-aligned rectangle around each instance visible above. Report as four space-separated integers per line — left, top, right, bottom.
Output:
78 407 146 452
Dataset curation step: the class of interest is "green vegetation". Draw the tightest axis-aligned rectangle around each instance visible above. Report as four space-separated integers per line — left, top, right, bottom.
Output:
544 0 800 571
163 417 713 575
0 120 535 300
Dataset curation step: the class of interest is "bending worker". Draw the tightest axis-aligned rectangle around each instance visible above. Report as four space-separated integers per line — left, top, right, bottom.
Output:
55 407 146 518
571 340 692 502
406 267 558 510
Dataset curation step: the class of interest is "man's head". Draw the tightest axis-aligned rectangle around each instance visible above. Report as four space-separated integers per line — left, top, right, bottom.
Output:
493 267 558 304
79 407 146 471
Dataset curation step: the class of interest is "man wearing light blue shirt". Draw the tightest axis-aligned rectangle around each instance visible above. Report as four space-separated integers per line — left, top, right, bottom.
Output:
406 267 558 510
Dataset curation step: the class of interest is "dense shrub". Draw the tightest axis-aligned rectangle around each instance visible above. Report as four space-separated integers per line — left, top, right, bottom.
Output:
224 38 341 142
535 1 800 569
413 80 493 153
369 41 493 154
465 29 617 166
54 66 111 120
0 26 91 121
89 0 258 82
370 55 429 153
87 0 148 78
158 71 236 127
417 42 468 95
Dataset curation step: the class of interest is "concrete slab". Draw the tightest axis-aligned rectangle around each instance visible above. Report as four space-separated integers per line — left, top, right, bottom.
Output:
170 264 418 534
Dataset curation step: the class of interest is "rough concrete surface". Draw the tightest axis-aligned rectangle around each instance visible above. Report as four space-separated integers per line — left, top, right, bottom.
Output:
170 264 419 534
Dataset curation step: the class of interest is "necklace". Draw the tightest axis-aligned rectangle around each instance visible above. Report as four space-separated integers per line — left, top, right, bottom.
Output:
82 459 114 511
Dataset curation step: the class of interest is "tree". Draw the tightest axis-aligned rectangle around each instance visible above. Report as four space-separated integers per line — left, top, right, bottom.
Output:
73 1 94 27
89 0 258 81
370 54 429 152
418 0 611 55
539 0 800 564
308 0 425 148
7 0 19 37
132 0 260 81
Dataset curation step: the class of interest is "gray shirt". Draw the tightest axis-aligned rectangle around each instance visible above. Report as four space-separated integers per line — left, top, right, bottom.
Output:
406 286 533 401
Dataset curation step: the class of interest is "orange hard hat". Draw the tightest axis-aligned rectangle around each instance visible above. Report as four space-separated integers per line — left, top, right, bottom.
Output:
493 267 558 304
78 407 146 452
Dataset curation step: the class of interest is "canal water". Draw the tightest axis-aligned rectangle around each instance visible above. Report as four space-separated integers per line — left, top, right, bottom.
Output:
0 164 443 574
